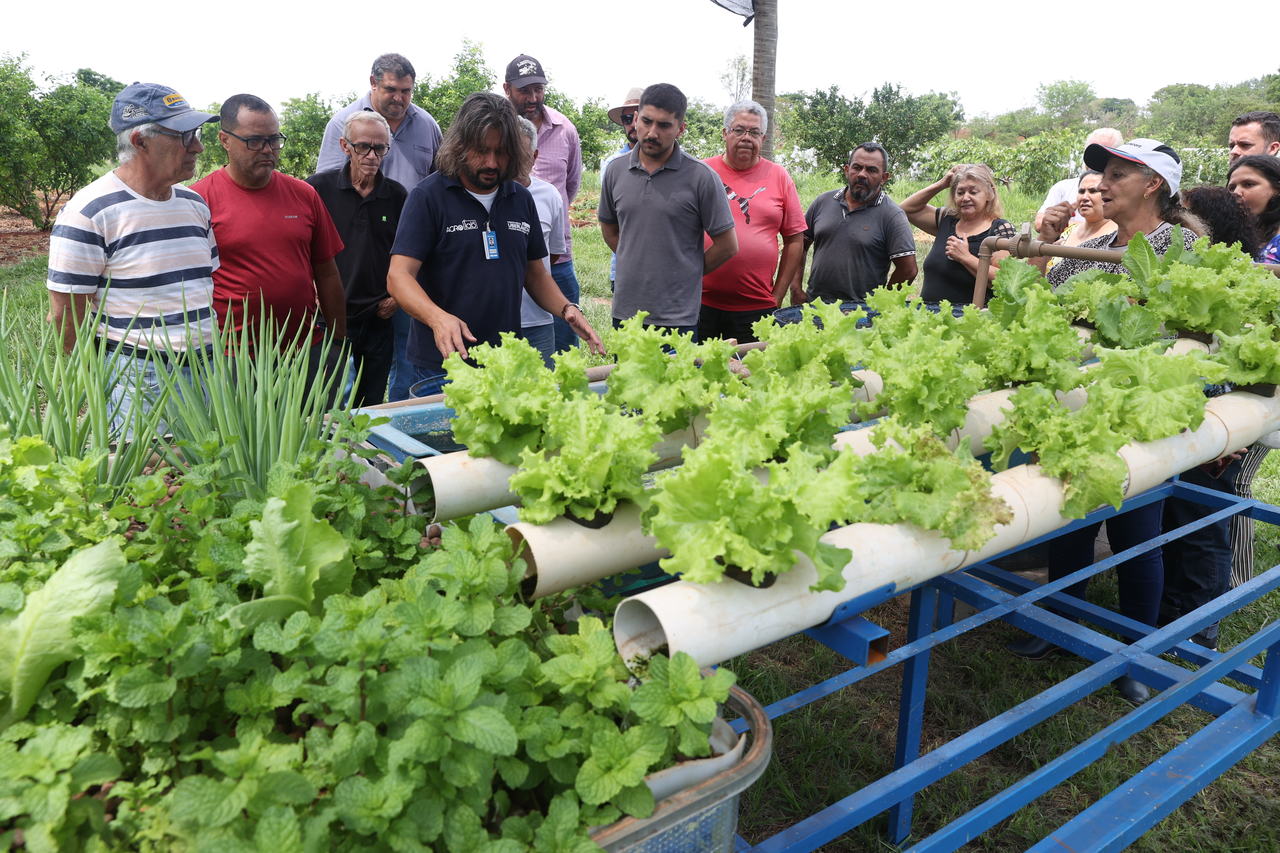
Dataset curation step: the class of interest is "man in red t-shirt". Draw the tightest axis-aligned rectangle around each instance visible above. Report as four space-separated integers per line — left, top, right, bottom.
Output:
193 94 346 351
699 100 805 343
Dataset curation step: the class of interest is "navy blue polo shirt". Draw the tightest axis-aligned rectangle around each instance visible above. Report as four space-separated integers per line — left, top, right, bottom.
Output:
391 172 547 369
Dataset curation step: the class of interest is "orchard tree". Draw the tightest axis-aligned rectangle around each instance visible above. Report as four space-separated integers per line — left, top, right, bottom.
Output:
1036 79 1097 123
864 84 962 171
415 40 496 132
0 56 114 229
29 80 115 226
278 93 337 179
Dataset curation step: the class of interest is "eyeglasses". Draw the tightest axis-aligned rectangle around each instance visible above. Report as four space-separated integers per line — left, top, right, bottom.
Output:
345 139 391 157
728 126 764 138
154 126 201 148
619 112 635 125
223 129 287 151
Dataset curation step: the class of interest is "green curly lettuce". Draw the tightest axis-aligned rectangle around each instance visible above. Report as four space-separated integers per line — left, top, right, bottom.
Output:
509 394 661 524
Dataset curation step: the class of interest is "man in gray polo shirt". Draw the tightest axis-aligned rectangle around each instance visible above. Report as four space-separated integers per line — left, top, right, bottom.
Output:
792 143 916 305
598 83 736 334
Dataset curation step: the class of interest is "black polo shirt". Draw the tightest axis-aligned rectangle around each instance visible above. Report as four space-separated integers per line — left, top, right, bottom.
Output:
390 172 547 370
305 166 407 322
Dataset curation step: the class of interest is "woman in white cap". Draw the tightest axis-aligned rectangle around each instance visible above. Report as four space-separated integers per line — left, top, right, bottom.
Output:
1040 138 1203 286
1011 138 1203 705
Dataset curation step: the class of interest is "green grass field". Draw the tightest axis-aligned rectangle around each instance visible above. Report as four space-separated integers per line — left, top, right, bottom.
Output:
5 172 1280 850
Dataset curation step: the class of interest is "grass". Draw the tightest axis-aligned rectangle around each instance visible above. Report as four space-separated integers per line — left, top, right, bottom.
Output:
7 176 1279 849
729 453 1280 852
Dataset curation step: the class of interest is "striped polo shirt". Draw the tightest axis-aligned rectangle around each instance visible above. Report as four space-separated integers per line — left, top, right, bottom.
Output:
46 171 218 352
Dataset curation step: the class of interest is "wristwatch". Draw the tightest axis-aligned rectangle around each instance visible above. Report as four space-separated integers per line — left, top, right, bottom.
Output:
560 302 581 318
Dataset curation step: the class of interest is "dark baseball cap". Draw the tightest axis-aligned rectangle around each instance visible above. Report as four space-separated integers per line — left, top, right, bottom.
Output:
505 55 547 89
111 82 218 133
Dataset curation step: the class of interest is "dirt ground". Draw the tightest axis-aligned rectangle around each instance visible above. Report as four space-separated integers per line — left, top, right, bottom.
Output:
0 210 49 266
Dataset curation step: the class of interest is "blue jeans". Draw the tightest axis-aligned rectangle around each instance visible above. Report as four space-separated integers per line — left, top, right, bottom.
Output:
518 323 555 368
386 308 415 402
406 364 449 399
550 260 580 352
105 346 198 441
1160 460 1243 641
1048 501 1165 628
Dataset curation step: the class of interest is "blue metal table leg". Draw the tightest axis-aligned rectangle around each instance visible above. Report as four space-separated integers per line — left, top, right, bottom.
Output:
887 584 939 844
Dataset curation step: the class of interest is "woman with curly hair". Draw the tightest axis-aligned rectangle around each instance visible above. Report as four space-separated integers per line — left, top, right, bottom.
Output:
1181 185 1261 257
1228 154 1280 263
901 163 1015 305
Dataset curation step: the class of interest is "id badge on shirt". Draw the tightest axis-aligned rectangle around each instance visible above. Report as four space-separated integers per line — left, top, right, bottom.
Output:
483 229 500 260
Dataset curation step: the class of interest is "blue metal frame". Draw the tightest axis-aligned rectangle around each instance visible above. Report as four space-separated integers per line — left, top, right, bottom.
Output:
733 479 1280 851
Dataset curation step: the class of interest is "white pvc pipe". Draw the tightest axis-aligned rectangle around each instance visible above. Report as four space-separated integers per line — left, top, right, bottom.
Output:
423 422 703 524
613 387 1280 669
417 452 518 523
1167 337 1212 356
508 502 668 599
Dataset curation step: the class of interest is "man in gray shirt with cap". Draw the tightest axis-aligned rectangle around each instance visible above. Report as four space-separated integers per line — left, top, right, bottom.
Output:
598 83 736 335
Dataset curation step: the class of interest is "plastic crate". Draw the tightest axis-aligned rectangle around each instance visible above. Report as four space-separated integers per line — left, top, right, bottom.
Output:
590 685 772 852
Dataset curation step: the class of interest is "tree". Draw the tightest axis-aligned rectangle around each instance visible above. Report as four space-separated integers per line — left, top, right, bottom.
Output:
863 84 963 171
278 93 335 179
1036 80 1097 123
0 56 114 229
751 0 777 159
414 40 496 132
721 54 750 103
29 81 115 225
545 90 613 171
0 55 43 226
73 68 123 98
1142 81 1264 147
781 83 961 175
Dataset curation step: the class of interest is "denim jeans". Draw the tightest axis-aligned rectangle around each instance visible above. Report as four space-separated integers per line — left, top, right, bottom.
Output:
518 323 555 368
386 308 415 402
104 346 198 442
1160 460 1244 641
406 364 449 399
1048 501 1165 628
550 260 580 352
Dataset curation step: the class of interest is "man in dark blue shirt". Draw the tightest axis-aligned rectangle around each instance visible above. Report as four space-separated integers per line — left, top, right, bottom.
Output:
387 93 603 398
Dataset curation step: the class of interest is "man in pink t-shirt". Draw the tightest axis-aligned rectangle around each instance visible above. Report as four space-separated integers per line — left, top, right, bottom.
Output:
192 94 345 352
700 100 806 343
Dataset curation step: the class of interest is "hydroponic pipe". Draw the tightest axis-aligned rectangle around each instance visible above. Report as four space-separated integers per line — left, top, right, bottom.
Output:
612 387 1280 668
972 231 1280 309
973 230 1127 308
508 502 669 599
420 424 702 523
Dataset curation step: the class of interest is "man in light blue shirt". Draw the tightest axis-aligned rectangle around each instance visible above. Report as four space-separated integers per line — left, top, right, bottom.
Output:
318 53 443 400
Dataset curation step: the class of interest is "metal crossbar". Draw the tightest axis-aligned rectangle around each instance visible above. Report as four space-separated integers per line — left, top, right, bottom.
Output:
737 480 1280 852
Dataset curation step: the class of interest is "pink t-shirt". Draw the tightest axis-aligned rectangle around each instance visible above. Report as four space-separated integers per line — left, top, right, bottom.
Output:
192 168 343 347
701 156 806 311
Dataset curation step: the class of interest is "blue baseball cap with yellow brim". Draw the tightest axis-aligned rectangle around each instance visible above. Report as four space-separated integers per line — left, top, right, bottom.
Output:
111 82 218 134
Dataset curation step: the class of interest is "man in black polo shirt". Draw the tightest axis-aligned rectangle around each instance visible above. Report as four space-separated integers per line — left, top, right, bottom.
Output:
387 93 603 398
306 109 406 406
792 143 916 305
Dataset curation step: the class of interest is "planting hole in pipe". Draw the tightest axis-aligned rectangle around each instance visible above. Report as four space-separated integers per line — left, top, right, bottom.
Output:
506 526 540 598
614 597 668 670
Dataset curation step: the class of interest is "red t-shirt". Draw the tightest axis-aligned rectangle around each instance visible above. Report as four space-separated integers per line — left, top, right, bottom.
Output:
701 156 806 311
192 168 343 347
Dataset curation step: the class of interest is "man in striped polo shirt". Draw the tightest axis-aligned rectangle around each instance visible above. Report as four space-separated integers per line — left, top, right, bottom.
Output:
46 81 220 434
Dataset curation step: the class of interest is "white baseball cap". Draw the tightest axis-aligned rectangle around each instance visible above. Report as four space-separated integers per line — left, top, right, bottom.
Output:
1084 137 1183 196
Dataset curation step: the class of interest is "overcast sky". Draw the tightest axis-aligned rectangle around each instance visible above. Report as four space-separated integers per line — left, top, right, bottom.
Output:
4 1 1272 123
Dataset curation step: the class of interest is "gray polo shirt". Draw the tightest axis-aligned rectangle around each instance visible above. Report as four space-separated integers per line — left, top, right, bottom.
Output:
598 143 734 327
317 95 442 192
804 188 916 301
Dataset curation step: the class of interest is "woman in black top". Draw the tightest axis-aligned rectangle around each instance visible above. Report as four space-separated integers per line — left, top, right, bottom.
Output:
900 163 1015 305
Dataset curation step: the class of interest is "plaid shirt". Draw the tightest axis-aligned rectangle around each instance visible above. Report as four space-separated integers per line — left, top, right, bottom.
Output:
531 105 582 258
